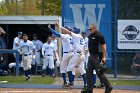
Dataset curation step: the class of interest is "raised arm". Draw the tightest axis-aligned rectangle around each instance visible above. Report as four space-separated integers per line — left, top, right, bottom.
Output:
55 23 72 35
48 25 61 37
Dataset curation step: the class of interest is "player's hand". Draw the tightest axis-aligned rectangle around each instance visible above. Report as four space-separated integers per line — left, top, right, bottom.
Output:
48 24 51 28
55 23 59 27
32 55 36 59
43 56 46 58
102 58 106 64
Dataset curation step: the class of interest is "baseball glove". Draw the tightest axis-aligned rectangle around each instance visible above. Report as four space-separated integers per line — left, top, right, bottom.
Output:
97 61 107 74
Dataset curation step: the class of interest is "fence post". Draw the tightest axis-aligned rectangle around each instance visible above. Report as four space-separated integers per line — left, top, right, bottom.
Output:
114 0 118 78
16 51 19 77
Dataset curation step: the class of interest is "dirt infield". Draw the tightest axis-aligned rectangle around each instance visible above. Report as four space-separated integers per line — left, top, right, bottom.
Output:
0 88 140 93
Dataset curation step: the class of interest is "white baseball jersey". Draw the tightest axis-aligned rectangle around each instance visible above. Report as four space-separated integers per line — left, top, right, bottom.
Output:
51 39 57 51
42 42 54 56
60 34 74 73
19 40 35 54
13 37 22 50
32 39 43 51
18 40 35 71
84 37 88 50
71 32 85 52
42 42 55 69
60 34 73 52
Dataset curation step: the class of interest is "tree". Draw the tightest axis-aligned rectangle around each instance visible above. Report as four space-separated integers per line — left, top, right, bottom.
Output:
0 0 62 16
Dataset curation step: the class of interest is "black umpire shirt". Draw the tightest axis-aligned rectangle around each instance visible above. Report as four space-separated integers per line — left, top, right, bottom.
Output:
88 31 105 54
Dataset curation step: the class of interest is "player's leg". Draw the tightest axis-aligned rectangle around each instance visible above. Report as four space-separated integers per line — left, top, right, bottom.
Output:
49 56 55 77
34 52 41 74
26 55 32 80
22 56 30 81
31 58 36 74
61 54 69 86
93 70 96 88
42 56 48 77
67 53 80 87
55 52 60 76
77 59 87 87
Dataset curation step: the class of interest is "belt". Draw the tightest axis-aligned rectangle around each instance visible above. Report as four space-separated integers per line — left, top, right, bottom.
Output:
63 52 68 53
77 51 82 53
23 53 31 56
46 54 52 56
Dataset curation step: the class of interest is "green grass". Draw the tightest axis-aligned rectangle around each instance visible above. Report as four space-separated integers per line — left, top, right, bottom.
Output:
0 76 55 84
95 80 140 86
110 80 140 86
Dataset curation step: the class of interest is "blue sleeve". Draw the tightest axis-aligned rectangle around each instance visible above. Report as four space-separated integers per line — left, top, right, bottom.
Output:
48 27 61 37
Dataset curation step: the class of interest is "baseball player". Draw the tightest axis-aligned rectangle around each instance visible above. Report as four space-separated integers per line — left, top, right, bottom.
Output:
82 32 97 88
42 36 55 77
13 32 23 51
32 34 43 74
9 32 23 74
51 35 61 76
18 34 35 81
48 25 75 88
56 24 87 88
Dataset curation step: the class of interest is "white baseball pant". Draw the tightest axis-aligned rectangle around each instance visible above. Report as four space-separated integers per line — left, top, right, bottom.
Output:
54 51 60 67
61 52 74 73
67 52 86 75
42 55 54 70
32 52 41 65
22 55 32 71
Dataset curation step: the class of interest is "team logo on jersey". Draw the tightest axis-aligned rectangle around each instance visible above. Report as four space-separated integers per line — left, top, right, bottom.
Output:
122 25 139 40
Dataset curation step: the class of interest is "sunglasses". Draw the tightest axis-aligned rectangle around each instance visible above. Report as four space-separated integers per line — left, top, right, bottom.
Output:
87 29 92 30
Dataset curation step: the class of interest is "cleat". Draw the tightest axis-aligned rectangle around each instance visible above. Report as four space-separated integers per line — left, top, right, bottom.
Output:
42 74 45 77
68 83 74 88
93 85 96 88
62 83 70 88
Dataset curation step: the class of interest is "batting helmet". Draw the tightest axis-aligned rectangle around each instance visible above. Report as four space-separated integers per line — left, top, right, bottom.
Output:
64 25 72 31
72 27 80 34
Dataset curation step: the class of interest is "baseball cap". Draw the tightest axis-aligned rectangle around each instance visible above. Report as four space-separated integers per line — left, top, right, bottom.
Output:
23 34 28 37
64 25 73 31
72 27 80 34
82 31 86 34
17 31 22 35
33 34 38 37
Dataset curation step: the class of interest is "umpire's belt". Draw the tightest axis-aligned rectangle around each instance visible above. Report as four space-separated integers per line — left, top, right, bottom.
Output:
46 54 52 56
23 53 31 56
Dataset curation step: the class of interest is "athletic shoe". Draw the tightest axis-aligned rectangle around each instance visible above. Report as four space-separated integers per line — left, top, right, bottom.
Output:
97 84 105 88
68 83 74 88
93 85 96 88
42 74 45 77
26 76 31 81
104 86 113 93
62 83 70 88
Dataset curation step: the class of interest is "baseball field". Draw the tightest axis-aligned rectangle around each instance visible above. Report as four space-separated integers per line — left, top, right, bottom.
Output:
0 76 140 93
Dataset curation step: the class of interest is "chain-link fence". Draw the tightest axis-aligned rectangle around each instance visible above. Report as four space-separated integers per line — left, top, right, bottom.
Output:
108 0 140 79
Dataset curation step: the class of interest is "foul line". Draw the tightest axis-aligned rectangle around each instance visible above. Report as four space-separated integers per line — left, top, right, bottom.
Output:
0 91 70 93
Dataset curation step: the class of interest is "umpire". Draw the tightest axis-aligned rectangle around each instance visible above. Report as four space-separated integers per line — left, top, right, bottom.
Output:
85 24 112 93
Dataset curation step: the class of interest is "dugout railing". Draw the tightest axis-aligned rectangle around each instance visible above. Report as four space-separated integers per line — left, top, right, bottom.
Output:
0 49 20 76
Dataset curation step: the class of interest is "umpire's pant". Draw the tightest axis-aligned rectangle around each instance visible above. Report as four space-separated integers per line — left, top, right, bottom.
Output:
86 54 112 92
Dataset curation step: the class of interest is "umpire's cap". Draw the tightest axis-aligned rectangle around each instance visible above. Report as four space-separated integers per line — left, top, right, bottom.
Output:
17 31 22 35
64 25 73 31
72 27 80 34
